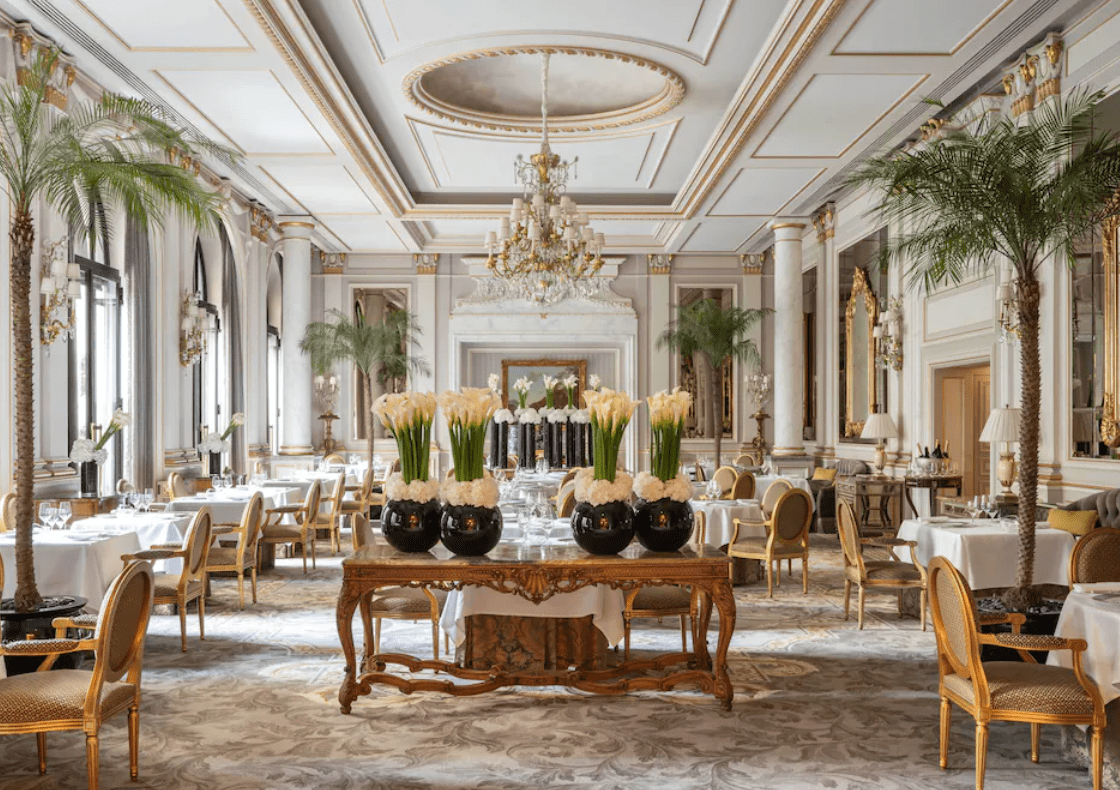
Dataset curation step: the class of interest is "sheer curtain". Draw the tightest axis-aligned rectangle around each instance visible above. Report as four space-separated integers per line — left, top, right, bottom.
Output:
124 216 154 490
222 230 246 474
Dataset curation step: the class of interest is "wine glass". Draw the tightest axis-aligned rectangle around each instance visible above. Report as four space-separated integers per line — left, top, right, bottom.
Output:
57 501 72 528
38 502 55 529
705 478 721 500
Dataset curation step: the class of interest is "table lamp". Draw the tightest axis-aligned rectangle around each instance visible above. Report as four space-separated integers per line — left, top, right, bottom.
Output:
979 406 1020 502
861 412 898 476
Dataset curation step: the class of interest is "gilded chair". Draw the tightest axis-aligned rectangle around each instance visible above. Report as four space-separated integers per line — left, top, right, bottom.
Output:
260 480 322 573
558 489 576 518
324 453 345 465
0 560 154 790
507 454 518 468
728 488 813 596
760 479 794 517
205 492 263 610
340 467 376 528
0 492 14 532
734 451 761 467
166 472 190 500
837 501 927 630
390 458 401 474
928 556 1106 790
560 468 580 488
445 467 456 479
730 471 756 500
1068 527 1120 584
123 507 212 652
352 514 445 662
712 466 737 498
115 479 133 495
693 462 707 483
310 472 347 555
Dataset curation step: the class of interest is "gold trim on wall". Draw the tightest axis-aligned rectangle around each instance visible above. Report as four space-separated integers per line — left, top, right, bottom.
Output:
1101 214 1120 446
844 267 878 438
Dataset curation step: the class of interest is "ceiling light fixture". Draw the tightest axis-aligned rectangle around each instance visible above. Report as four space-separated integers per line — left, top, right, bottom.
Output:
484 53 605 307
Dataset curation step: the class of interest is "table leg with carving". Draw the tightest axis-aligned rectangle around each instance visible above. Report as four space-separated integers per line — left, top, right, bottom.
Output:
691 586 714 671
708 576 736 710
336 578 364 714
904 486 918 520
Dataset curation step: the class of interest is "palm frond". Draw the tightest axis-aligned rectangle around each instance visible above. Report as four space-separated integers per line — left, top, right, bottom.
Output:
658 299 771 370
300 308 429 386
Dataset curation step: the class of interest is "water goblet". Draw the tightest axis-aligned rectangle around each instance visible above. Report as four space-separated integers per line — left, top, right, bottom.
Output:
38 502 55 529
57 501 72 528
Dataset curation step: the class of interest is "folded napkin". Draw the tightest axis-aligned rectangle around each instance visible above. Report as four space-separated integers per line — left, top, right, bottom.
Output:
1072 582 1120 594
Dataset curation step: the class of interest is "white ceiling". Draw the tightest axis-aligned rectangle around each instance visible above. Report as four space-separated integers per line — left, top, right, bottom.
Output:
0 0 1086 254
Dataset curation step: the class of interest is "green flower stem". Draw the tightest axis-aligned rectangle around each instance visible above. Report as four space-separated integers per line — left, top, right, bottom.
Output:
447 420 491 482
389 419 434 485
590 416 630 482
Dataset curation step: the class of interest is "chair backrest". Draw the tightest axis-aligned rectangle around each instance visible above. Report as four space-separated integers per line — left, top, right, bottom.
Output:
89 560 154 694
329 472 347 516
694 462 707 482
445 468 456 479
237 493 264 563
182 507 214 583
359 468 375 503
928 557 983 698
559 490 576 518
1069 527 1120 584
352 513 372 551
507 454 518 468
730 471 755 500
116 479 134 495
713 466 737 494
167 472 190 499
761 479 794 515
324 454 345 465
303 480 323 525
560 468 579 488
0 492 13 533
771 489 813 544
557 481 575 506
734 452 761 468
836 501 865 577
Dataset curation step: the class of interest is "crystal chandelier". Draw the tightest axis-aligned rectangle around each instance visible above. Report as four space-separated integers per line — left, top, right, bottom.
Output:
484 53 605 307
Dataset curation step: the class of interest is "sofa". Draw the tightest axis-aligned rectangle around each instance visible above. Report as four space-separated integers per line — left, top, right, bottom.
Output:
812 459 870 534
1060 488 1120 529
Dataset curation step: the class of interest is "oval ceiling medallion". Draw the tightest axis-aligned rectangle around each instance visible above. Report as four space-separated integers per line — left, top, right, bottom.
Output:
403 46 685 133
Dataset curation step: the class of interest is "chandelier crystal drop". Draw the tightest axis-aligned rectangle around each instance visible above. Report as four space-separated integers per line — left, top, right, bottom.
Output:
484 53 605 307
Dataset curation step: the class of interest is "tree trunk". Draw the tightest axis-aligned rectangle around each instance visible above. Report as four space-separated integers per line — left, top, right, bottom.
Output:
11 209 41 611
1005 275 1041 612
364 370 375 475
710 354 723 469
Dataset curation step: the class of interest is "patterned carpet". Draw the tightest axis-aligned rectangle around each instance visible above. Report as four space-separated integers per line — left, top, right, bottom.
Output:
0 536 1100 789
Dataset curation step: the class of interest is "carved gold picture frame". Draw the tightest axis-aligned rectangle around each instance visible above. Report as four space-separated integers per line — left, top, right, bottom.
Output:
1102 215 1120 447
844 267 878 438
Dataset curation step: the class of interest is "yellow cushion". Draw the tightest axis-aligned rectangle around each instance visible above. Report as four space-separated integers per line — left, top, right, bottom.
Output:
811 467 837 482
1047 509 1098 536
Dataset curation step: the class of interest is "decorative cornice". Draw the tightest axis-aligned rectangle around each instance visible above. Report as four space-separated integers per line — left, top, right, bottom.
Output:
740 253 764 275
1001 33 1062 119
250 205 275 242
10 23 76 110
647 253 673 275
811 203 834 243
402 46 685 134
414 253 439 275
320 250 347 274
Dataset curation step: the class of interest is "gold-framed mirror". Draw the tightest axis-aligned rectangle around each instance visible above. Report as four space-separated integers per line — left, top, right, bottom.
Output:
845 267 878 437
1101 214 1120 448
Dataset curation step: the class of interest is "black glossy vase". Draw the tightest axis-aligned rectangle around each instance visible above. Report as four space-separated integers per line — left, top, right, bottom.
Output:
381 498 441 553
79 462 99 496
571 500 635 555
633 498 694 552
441 504 503 556
518 424 537 469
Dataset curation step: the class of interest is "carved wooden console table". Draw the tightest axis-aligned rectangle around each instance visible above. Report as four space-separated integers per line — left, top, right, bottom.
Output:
336 543 736 711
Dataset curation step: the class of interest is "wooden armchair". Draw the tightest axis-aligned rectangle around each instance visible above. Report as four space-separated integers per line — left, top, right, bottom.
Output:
1069 527 1120 584
837 501 927 630
260 480 322 573
122 507 213 652
312 472 347 555
324 453 345 465
0 560 154 790
734 451 761 467
340 467 376 528
730 471 756 500
928 556 1106 790
728 488 813 597
205 493 264 610
0 492 13 532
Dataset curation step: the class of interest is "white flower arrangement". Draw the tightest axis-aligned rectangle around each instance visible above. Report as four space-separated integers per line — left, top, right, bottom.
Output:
561 373 578 407
633 471 692 503
583 387 640 483
373 391 437 484
488 373 501 392
493 408 516 424
69 438 107 465
647 387 692 483
588 374 601 390
198 431 231 455
441 476 500 509
219 411 246 440
513 376 532 409
542 374 558 409
518 408 542 424
574 467 634 506
384 472 440 504
547 409 568 424
570 409 590 424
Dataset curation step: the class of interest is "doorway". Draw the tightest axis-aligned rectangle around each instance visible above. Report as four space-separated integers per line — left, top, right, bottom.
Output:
934 363 991 501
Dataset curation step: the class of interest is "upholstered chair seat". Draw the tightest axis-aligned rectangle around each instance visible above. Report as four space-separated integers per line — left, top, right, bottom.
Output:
856 561 924 584
728 489 813 597
837 502 927 630
0 671 135 724
367 586 447 614
942 663 1097 716
729 536 802 558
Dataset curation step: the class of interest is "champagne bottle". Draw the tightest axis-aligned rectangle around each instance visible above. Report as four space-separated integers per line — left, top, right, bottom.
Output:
943 440 950 458
933 442 943 459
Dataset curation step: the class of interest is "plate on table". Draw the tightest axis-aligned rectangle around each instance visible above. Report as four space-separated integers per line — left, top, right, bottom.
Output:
1092 593 1120 606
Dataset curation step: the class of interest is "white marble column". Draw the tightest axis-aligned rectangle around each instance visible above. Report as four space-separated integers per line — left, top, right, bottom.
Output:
278 219 314 455
770 219 806 457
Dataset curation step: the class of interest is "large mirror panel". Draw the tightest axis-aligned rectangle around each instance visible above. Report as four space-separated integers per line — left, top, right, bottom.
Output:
352 286 409 442
838 228 887 440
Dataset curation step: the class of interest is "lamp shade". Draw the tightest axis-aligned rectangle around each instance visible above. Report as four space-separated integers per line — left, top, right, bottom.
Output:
861 412 898 441
979 407 1020 443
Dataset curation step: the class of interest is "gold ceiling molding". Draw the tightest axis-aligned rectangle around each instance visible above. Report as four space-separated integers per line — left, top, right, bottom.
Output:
413 253 439 275
647 254 673 275
811 203 834 242
1001 33 1063 119
740 252 765 274
250 205 275 242
10 23 76 110
318 249 347 274
401 46 685 134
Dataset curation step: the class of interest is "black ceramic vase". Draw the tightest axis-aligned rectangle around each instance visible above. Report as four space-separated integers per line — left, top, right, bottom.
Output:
571 499 634 555
381 498 441 553
209 451 223 476
440 504 503 556
79 462 99 496
541 420 553 467
518 423 536 468
549 422 565 468
633 498 694 552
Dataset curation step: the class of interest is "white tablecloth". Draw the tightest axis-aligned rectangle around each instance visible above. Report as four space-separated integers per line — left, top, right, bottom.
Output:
690 500 765 547
262 473 356 498
168 486 296 523
0 530 141 612
1048 585 1120 705
894 518 1075 589
440 585 625 648
692 476 812 499
72 512 191 574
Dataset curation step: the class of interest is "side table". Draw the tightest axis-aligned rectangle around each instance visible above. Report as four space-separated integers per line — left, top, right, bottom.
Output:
904 475 963 518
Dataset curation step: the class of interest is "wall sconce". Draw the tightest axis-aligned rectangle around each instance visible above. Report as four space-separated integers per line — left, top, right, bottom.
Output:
997 277 1019 342
39 236 81 346
179 291 207 366
874 297 904 371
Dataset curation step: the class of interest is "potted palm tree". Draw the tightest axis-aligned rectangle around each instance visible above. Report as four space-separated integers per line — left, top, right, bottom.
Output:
657 300 771 468
850 91 1120 610
5 52 227 614
300 308 429 472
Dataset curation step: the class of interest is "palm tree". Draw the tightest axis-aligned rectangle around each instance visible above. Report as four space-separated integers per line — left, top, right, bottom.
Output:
4 53 228 612
657 299 771 468
300 308 429 471
849 91 1120 610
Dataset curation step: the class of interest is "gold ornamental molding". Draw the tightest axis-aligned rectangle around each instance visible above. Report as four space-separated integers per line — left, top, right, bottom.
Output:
1101 212 1120 447
1001 33 1063 119
811 203 834 243
10 23 77 110
740 252 765 275
320 250 347 274
402 46 685 134
414 253 439 275
647 254 673 275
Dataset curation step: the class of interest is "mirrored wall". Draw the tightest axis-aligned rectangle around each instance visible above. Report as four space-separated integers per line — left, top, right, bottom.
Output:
838 227 889 441
352 286 409 442
677 287 734 440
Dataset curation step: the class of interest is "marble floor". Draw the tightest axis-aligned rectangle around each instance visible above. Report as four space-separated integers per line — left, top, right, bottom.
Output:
0 536 1099 789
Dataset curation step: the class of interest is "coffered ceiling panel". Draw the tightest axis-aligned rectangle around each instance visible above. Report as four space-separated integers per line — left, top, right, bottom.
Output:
708 166 825 216
317 217 407 252
834 0 1011 55
73 0 251 51
679 219 766 253
260 164 379 214
155 70 334 156
361 0 734 63
754 73 927 159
